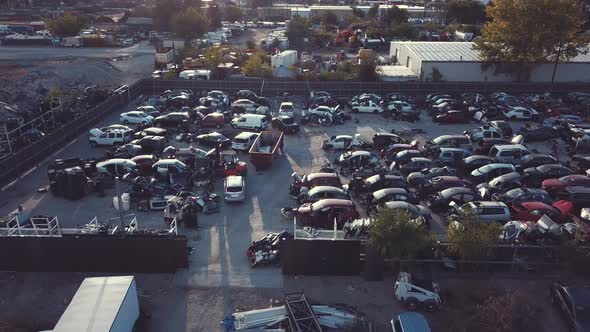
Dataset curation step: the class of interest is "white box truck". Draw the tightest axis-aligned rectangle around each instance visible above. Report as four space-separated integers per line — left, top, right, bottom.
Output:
52 276 140 332
61 36 81 47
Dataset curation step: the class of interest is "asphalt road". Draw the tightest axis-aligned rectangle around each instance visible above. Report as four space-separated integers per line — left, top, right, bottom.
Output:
0 42 155 61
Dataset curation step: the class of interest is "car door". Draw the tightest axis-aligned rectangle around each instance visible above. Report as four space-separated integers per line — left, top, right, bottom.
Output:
107 132 116 145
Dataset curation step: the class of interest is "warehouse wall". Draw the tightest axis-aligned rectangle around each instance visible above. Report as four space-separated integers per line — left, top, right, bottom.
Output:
420 61 590 83
390 42 422 76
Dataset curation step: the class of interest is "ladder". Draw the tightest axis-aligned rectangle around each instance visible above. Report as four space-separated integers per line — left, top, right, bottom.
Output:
284 292 322 332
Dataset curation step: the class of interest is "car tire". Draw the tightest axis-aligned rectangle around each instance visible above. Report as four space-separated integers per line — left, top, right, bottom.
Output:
142 121 147 125
405 297 418 310
123 120 129 124
373 109 379 114
324 144 332 150
352 108 359 113
231 124 237 129
216 124 222 129
90 141 97 147
511 116 517 120
424 300 438 312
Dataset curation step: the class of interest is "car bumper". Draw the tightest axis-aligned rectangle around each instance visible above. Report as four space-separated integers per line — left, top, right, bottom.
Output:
232 143 249 150
224 193 245 202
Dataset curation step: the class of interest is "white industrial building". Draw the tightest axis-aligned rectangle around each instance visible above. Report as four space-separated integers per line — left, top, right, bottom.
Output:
389 41 590 82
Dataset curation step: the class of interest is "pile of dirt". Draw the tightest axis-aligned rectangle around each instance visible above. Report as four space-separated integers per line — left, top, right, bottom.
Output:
0 59 125 111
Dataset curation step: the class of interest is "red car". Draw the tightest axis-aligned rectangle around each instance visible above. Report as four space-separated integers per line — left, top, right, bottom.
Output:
542 175 590 196
433 110 471 124
296 199 359 229
511 202 566 223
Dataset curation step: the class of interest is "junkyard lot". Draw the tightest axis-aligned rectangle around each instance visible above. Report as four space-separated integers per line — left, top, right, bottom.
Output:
0 95 566 331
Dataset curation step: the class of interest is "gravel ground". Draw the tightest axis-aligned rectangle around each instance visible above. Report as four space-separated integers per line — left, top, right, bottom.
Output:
0 96 571 331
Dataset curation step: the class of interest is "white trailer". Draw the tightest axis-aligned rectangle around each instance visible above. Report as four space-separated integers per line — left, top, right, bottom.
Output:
53 276 140 332
155 48 174 65
271 50 298 68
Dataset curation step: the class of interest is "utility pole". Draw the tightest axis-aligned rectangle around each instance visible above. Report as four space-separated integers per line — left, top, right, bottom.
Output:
551 43 563 84
115 176 126 232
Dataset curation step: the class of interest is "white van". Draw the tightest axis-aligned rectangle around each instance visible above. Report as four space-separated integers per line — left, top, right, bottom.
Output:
489 144 531 163
231 114 268 131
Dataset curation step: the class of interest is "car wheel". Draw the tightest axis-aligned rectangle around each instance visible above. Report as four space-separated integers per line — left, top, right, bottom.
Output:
216 124 222 129
142 121 147 125
511 116 517 120
90 141 97 147
123 120 129 124
424 300 438 312
373 109 379 114
352 108 359 113
324 144 332 150
405 297 418 310
231 124 237 129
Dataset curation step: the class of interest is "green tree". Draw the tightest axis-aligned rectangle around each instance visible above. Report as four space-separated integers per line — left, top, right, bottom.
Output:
368 209 433 262
352 6 366 18
224 5 244 22
322 11 339 26
446 0 486 25
368 4 380 18
242 51 272 78
474 0 590 82
286 16 310 49
207 5 222 29
154 0 180 30
381 7 408 25
204 46 223 69
245 39 256 49
171 8 210 39
447 207 502 260
430 67 444 82
312 30 332 48
386 23 418 40
47 12 85 37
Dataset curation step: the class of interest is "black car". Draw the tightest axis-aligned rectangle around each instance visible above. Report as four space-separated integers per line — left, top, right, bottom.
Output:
550 283 590 332
234 90 270 106
195 132 231 149
153 113 191 129
271 116 299 134
488 120 513 137
571 155 590 173
132 136 167 153
406 167 455 188
397 157 436 176
429 187 478 212
389 149 423 168
519 127 560 142
366 188 418 214
492 188 552 205
372 133 408 149
516 154 558 171
460 155 495 175
133 127 167 139
522 164 574 186
351 174 408 194
105 143 142 159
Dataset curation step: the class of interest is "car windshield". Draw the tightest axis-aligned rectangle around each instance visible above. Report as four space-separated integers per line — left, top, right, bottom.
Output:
432 136 446 144
226 186 242 193
560 176 577 183
233 138 247 143
506 189 523 198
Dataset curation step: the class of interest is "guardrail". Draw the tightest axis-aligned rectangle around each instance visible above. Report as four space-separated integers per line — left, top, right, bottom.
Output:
140 78 590 97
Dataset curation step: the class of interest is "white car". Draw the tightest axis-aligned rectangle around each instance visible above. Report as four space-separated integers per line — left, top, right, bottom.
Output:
224 175 246 202
386 101 414 112
322 134 362 150
89 128 132 147
120 111 154 125
232 132 259 151
278 102 295 117
467 126 503 141
503 106 538 120
136 105 160 117
152 159 188 176
96 158 137 177
306 104 339 117
208 90 229 105
351 101 383 114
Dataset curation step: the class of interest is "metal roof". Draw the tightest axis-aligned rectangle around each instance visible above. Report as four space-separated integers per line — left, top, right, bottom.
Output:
398 42 590 63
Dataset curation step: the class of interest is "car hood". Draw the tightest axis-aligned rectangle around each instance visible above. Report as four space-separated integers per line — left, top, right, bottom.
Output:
524 167 540 175
542 178 562 188
416 205 431 216
471 169 484 176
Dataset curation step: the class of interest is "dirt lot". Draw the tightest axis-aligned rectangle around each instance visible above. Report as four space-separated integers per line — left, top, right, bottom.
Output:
0 96 572 331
